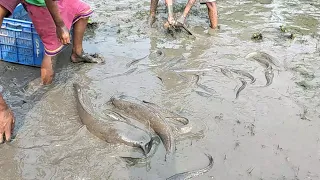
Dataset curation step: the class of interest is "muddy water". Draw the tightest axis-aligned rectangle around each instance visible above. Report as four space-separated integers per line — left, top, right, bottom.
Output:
1 0 320 179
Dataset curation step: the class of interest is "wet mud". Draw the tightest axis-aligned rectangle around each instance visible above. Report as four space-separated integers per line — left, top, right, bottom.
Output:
1 0 320 179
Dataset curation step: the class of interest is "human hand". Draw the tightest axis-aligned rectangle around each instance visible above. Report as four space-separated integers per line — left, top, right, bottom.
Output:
165 16 186 29
56 25 70 45
175 15 186 27
0 105 14 143
167 16 176 26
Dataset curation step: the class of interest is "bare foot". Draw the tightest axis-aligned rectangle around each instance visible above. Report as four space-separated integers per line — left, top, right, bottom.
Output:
41 67 54 85
71 51 105 64
41 56 54 85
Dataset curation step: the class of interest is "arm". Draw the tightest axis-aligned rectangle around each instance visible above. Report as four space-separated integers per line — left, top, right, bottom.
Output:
44 0 70 44
165 0 175 24
44 0 65 27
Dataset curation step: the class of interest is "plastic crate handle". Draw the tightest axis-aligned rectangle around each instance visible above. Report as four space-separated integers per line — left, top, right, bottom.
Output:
2 23 25 32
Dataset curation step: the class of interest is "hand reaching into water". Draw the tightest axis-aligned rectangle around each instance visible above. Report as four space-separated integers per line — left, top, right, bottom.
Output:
175 15 186 27
164 16 186 29
44 0 71 45
167 16 176 26
0 103 14 143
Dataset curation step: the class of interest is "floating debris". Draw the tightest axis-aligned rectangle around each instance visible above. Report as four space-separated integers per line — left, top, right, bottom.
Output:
251 33 263 40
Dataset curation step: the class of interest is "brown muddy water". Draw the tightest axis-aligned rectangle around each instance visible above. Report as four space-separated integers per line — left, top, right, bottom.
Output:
1 0 320 179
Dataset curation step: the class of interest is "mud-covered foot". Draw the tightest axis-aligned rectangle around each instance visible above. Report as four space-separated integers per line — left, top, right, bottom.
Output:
41 57 54 85
208 26 219 35
41 68 54 85
71 51 105 64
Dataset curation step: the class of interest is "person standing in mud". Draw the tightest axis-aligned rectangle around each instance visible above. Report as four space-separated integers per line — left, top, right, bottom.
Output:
0 0 99 143
21 0 100 85
176 0 218 29
149 0 176 27
0 1 20 143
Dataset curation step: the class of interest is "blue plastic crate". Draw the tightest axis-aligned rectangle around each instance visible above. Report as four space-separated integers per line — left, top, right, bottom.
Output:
0 4 44 67
10 4 31 21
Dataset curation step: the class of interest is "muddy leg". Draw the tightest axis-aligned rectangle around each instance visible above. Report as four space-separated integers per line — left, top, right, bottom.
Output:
206 2 218 29
41 55 54 85
182 0 196 18
149 0 159 27
70 18 97 63
174 0 196 27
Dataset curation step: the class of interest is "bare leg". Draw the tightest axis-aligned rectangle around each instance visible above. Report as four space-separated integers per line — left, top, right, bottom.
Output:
206 2 218 29
41 55 54 85
71 17 87 61
182 0 197 18
70 18 98 63
149 0 159 26
175 0 196 26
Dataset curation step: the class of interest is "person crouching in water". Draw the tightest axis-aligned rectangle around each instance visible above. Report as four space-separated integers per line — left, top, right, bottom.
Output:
169 0 218 30
177 0 218 29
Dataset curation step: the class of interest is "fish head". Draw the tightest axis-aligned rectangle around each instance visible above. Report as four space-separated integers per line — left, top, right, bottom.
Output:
156 50 163 56
129 130 153 156
136 134 153 156
141 137 153 156
110 97 132 112
73 83 81 93
110 97 122 108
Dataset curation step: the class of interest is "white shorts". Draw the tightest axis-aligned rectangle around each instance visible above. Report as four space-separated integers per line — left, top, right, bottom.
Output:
199 0 216 4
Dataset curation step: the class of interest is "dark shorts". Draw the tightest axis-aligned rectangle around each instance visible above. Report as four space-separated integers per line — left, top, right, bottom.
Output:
0 0 20 17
